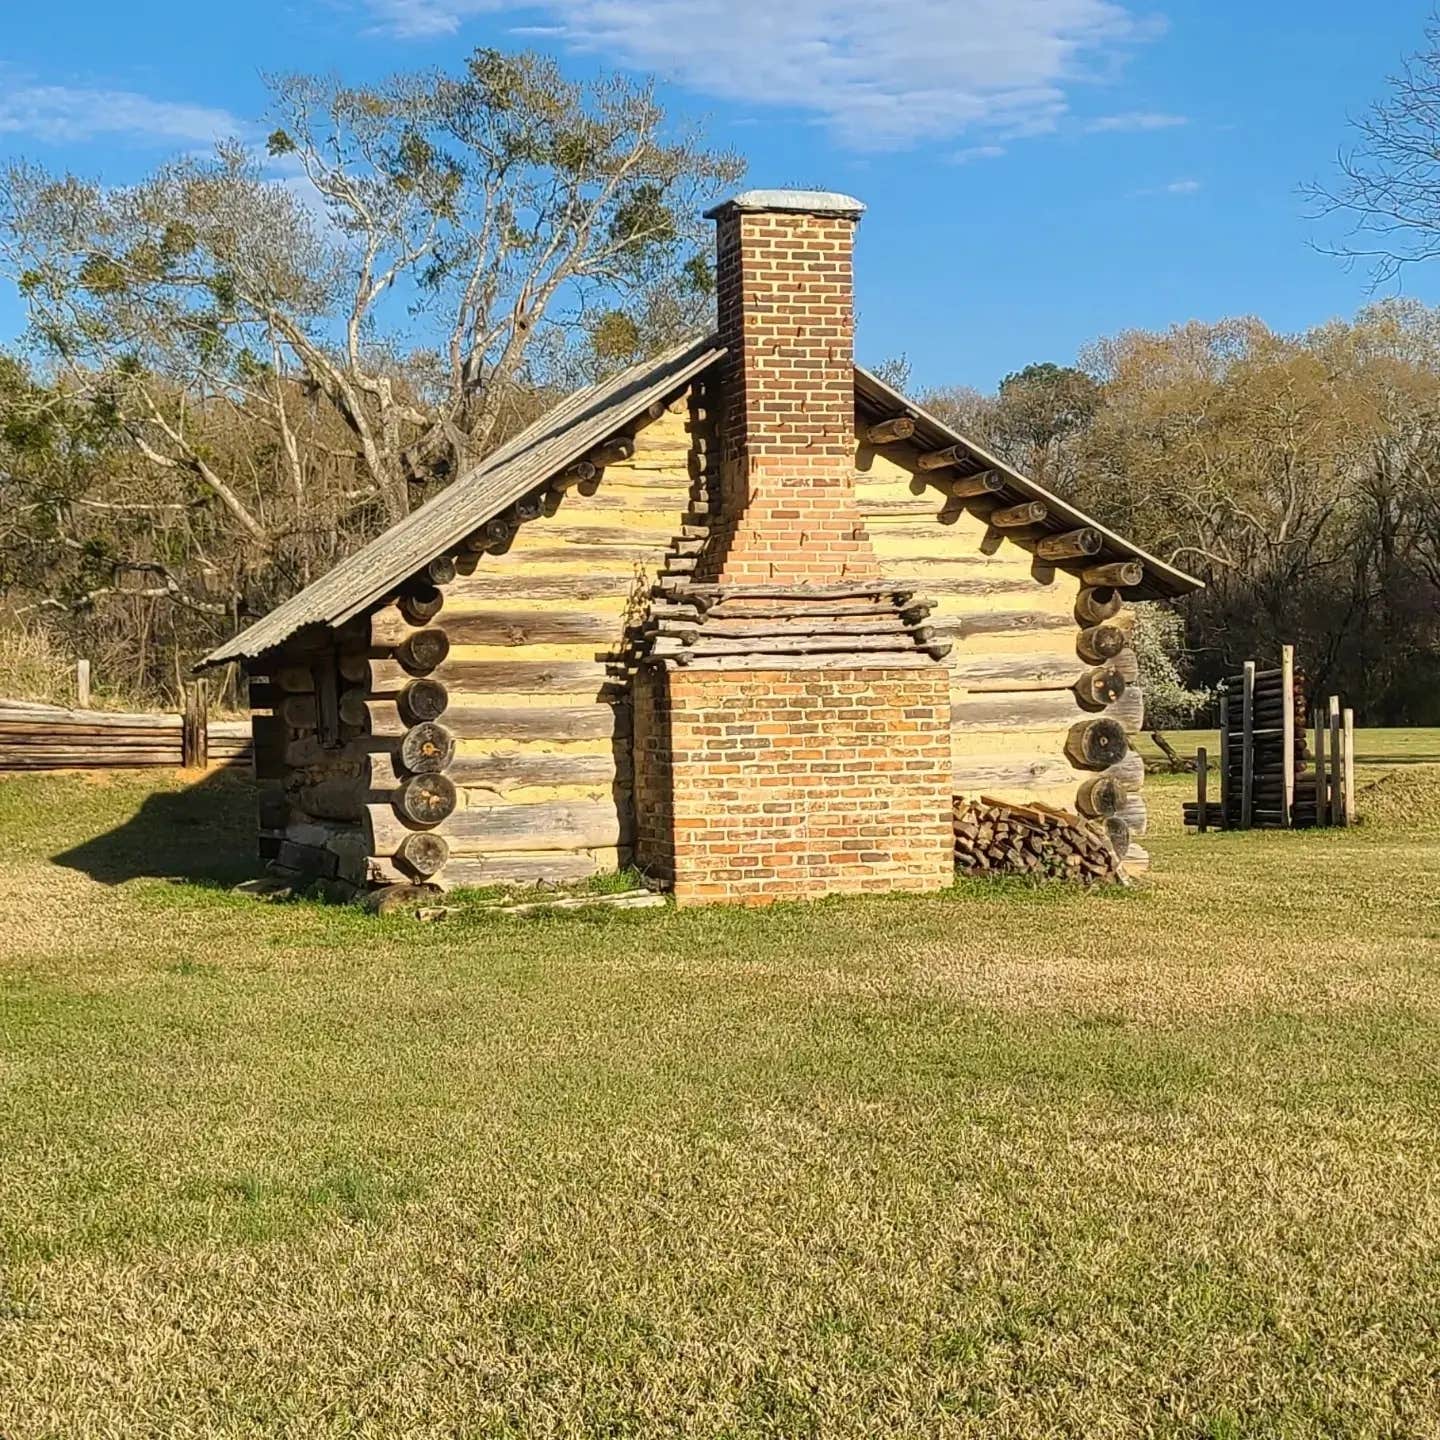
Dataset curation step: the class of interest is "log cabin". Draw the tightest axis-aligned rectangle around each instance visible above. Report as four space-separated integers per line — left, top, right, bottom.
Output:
197 189 1201 905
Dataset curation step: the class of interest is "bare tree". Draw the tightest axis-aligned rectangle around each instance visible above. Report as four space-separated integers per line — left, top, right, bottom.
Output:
1306 15 1440 283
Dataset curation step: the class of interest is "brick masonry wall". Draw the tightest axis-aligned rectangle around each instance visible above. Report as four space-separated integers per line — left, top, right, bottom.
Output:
701 208 879 585
638 664 955 906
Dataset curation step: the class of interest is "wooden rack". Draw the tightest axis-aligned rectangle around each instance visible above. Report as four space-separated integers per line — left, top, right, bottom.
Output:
1184 645 1355 831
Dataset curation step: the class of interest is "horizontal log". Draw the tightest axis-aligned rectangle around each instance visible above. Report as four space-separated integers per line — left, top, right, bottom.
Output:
1104 685 1145 733
364 799 626 857
950 652 1085 691
417 609 627 647
1077 624 1128 665
1065 718 1130 771
398 586 444 625
991 501 1048 529
659 615 911 641
1074 586 1123 626
916 443 971 471
368 749 624 792
0 723 181 740
862 416 916 444
939 609 1074 640
1117 792 1148 837
950 690 1082 732
364 701 629 743
1035 528 1103 561
953 755 1078 794
0 707 179 729
1104 749 1145 793
0 752 180 769
440 852 607 888
373 658 618 697
948 471 1006 499
441 573 644 601
1081 560 1144 588
397 830 449 878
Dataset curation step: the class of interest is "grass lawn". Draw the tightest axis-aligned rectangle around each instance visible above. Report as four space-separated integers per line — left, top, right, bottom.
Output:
2 733 1439 1437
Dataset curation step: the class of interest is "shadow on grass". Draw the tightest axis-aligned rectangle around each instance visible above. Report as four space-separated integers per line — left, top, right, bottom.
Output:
53 767 257 889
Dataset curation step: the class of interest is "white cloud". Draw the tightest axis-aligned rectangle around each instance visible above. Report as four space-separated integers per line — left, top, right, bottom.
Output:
1132 176 1201 197
950 144 1007 164
0 84 246 147
361 0 1159 150
1086 110 1188 132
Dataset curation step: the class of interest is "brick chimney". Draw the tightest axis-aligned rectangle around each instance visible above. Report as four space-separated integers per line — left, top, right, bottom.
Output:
632 189 954 906
701 190 878 584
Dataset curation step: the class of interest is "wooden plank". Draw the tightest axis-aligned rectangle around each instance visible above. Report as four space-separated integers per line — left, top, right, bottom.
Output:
1281 643 1295 828
1313 706 1327 827
76 659 91 709
1241 660 1255 830
181 680 208 769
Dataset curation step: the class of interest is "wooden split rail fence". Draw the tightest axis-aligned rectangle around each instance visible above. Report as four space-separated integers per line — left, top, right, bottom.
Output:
1183 644 1355 831
0 682 251 773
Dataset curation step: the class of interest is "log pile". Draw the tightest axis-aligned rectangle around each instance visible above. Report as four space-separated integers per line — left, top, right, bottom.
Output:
954 796 1127 883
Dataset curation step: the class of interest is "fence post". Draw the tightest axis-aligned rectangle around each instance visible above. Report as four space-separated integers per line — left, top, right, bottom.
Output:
1328 695 1342 828
1313 707 1327 827
1343 708 1356 826
1240 661 1255 830
182 680 208 769
1218 694 1231 830
1280 644 1295 828
1196 747 1209 832
76 658 91 709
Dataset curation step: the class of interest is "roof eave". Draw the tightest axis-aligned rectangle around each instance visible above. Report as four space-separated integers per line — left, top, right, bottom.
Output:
853 365 1203 601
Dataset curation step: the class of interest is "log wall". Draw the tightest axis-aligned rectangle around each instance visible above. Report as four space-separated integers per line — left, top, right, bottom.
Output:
853 446 1148 868
259 385 1150 889
349 396 708 889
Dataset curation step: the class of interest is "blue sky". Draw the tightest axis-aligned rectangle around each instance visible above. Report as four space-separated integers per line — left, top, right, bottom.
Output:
0 0 1432 392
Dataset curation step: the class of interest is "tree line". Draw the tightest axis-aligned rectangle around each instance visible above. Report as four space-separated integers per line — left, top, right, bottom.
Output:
0 50 741 705
922 303 1440 724
4 29 1440 722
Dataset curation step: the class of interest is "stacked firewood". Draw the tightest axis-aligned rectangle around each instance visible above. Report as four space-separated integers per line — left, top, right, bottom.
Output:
954 796 1126 883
